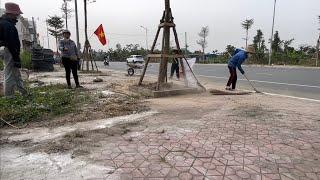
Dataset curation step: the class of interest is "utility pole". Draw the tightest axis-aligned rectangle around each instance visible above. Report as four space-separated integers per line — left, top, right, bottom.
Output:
62 0 72 30
316 34 319 67
62 0 68 29
185 32 188 55
32 17 38 45
140 26 148 51
74 0 81 51
269 0 277 66
46 19 50 49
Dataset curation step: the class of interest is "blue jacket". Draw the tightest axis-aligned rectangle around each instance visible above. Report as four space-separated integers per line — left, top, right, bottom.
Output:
228 49 247 74
0 15 21 63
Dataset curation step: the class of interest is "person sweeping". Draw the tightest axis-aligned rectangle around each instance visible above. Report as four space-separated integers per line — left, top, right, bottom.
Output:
226 46 255 91
169 49 180 80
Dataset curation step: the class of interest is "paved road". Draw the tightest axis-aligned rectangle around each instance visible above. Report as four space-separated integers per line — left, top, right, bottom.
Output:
99 62 320 101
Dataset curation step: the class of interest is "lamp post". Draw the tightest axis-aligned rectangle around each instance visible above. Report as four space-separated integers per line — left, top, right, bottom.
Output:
268 0 277 66
140 26 149 51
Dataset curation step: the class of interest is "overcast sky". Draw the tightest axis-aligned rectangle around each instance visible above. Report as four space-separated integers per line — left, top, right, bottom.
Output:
1 0 319 52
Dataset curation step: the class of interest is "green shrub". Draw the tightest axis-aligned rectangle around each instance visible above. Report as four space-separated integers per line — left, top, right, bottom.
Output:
20 51 32 69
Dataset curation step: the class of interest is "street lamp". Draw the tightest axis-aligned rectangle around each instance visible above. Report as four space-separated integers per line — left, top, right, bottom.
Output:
140 25 149 51
269 0 277 66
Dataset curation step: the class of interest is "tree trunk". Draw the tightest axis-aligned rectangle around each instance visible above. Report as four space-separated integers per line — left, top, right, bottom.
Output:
203 37 205 61
84 0 88 41
55 27 59 54
55 36 58 55
246 29 248 48
65 12 68 29
158 0 170 87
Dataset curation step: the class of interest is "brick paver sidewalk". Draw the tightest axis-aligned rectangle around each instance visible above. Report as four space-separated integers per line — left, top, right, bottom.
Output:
100 95 320 179
1 92 319 180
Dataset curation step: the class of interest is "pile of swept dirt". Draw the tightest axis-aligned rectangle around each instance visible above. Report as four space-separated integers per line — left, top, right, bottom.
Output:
129 82 179 98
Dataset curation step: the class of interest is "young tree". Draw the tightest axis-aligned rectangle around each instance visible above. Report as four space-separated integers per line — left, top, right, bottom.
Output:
241 19 254 48
225 45 236 57
61 0 73 29
197 26 209 60
253 30 267 62
283 39 294 53
47 16 64 53
271 31 282 53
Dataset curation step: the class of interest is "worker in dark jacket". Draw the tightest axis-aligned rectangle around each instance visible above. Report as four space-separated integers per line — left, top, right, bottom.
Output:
226 46 255 91
170 49 180 80
0 2 27 97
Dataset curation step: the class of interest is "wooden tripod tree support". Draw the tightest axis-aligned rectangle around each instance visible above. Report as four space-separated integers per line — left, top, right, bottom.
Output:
139 0 186 90
81 0 99 72
81 40 99 72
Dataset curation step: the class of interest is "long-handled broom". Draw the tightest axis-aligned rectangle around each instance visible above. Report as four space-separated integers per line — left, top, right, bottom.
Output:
243 74 262 93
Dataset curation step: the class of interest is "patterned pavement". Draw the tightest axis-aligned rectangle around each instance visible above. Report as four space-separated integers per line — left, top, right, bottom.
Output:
97 95 320 180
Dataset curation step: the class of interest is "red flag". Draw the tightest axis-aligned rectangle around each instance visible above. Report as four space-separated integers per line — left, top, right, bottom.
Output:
94 24 107 46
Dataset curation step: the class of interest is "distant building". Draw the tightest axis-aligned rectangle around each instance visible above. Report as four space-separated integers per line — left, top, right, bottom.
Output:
0 8 37 51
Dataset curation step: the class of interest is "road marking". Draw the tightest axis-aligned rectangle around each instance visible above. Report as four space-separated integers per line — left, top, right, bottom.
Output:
256 73 273 76
198 75 320 89
262 92 320 103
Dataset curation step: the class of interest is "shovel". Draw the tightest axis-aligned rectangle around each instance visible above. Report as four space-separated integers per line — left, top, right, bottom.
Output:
243 74 262 93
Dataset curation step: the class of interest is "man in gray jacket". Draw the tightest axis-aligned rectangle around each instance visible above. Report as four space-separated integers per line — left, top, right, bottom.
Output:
0 2 27 97
59 30 82 89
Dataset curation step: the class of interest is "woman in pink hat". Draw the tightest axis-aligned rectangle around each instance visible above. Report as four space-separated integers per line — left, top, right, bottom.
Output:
0 2 27 98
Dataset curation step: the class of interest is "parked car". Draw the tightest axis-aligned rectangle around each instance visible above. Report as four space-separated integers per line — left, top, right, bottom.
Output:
126 55 144 63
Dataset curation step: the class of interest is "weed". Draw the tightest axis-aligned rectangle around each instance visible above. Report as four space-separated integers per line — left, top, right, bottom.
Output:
0 84 90 127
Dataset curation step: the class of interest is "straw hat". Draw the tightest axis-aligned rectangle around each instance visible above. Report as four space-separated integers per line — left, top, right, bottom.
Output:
5 2 23 15
245 46 256 54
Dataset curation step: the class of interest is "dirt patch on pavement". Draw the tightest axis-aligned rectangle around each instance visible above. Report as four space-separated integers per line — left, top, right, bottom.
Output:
23 120 145 158
230 105 280 119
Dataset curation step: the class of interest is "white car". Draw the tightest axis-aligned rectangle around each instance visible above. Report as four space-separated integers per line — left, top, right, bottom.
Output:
126 55 144 63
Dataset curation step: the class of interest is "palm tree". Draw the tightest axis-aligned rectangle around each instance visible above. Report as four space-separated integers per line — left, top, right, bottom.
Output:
241 19 254 48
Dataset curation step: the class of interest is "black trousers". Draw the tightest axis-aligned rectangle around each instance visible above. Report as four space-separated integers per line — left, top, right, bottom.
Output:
170 63 180 79
62 57 80 86
227 66 237 89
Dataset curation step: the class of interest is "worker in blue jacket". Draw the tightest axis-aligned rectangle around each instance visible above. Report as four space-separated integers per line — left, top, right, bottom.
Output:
226 46 255 91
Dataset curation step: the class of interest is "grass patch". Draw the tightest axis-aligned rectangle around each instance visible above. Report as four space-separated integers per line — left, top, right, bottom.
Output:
0 84 90 127
0 58 4 71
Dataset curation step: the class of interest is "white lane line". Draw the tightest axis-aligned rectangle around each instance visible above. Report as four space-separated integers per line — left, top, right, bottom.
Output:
262 92 320 103
198 75 320 89
256 73 273 76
